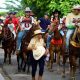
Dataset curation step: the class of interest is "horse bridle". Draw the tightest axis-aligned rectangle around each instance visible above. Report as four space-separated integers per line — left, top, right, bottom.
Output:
3 27 13 40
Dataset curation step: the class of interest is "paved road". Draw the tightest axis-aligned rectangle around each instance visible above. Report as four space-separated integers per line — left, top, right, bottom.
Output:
0 48 80 80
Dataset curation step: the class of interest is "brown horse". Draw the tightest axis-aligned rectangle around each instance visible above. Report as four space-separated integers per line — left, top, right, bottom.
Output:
69 27 80 80
48 27 65 74
17 24 40 72
2 25 16 64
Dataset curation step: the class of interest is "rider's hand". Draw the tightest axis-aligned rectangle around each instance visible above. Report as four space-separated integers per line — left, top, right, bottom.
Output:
45 48 49 56
75 23 79 28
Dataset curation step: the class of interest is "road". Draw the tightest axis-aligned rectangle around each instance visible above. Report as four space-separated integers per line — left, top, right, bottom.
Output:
0 48 80 80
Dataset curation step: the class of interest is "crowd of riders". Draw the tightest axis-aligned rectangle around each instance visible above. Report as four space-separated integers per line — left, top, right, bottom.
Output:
0 4 80 80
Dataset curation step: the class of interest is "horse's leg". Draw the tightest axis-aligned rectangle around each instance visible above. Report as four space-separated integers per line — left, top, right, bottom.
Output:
49 44 54 71
8 47 12 64
53 52 56 62
17 54 21 72
8 50 12 64
12 40 16 55
62 51 66 78
26 53 31 74
79 57 80 73
22 53 27 72
56 49 60 72
69 55 76 80
22 61 27 72
4 49 7 63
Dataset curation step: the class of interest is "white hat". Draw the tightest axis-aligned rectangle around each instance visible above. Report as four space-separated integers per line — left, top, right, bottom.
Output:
33 46 45 60
25 7 31 12
72 4 80 9
33 29 45 36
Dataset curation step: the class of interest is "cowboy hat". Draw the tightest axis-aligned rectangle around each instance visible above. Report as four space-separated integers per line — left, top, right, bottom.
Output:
33 29 45 37
72 4 80 10
52 9 61 14
33 46 46 60
25 7 31 12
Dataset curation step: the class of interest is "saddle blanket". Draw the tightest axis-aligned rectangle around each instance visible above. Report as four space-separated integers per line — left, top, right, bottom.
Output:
51 38 62 45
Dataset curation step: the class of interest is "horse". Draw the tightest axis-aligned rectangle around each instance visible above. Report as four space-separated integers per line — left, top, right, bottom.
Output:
69 26 80 80
17 24 40 73
1 25 16 64
48 26 66 75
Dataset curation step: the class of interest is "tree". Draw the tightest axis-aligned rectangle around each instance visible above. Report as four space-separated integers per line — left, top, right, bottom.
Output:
21 0 80 17
5 0 80 17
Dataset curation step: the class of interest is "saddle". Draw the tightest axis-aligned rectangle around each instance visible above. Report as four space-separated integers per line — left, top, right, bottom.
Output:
70 40 80 48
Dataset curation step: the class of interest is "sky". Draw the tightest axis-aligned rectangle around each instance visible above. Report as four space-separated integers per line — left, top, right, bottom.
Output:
0 0 7 12
0 0 6 8
0 0 21 12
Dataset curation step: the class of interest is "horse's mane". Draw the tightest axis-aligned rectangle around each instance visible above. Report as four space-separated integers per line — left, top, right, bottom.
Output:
53 28 62 40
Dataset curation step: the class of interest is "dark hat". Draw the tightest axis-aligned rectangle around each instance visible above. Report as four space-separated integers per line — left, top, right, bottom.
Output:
8 12 13 15
52 9 61 14
12 12 17 15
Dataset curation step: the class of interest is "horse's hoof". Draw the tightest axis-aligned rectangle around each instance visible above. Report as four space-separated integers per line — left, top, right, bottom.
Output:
70 77 76 80
18 69 21 72
49 69 54 72
62 73 66 78
18 67 21 72
9 62 11 64
27 71 30 74
23 68 26 72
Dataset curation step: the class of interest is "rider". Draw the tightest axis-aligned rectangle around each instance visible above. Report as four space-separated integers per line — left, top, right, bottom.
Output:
16 7 35 54
38 13 51 32
4 11 20 34
7 18 16 39
65 4 80 52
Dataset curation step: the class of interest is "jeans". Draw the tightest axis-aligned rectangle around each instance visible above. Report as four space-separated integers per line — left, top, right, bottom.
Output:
31 55 45 77
60 30 64 36
66 29 74 50
17 30 28 50
46 35 52 48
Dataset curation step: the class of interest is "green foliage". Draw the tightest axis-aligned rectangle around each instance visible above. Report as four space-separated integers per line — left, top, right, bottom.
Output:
0 12 7 16
5 0 80 17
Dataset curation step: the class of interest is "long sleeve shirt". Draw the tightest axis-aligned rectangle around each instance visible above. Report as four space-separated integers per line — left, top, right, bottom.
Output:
66 13 80 29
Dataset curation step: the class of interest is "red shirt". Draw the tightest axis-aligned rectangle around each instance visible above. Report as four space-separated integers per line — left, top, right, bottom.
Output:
4 17 19 32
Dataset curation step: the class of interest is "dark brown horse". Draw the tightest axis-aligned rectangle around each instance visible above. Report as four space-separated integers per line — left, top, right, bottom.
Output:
17 24 40 73
69 27 80 80
2 25 16 64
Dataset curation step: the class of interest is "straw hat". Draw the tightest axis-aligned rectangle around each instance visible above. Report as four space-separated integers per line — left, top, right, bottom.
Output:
25 7 31 12
72 4 80 10
33 29 45 37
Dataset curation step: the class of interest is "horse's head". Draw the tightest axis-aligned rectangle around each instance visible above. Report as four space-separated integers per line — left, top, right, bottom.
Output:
52 25 62 40
2 25 13 40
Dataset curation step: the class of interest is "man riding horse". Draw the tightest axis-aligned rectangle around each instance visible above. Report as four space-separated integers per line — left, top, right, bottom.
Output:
65 4 80 53
16 7 35 55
